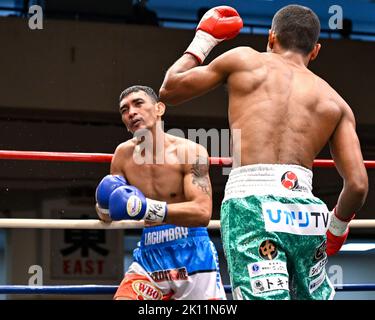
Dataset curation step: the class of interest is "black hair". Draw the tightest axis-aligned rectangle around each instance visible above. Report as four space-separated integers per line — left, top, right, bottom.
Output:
119 85 159 103
271 5 320 55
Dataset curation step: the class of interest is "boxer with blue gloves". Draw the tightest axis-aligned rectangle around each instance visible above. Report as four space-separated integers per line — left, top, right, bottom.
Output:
95 85 226 300
95 174 128 221
96 174 167 223
109 185 167 222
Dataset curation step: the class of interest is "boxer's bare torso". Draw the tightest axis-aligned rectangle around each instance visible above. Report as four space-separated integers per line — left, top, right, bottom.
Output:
112 134 192 204
224 47 346 169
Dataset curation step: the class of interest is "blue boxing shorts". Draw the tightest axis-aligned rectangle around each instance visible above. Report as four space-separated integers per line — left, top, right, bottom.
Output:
114 224 226 300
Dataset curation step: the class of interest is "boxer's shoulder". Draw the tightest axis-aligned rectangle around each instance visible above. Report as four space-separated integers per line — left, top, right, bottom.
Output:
115 140 137 155
165 134 197 153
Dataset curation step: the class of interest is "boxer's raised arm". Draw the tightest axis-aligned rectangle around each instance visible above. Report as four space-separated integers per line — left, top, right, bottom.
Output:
159 6 243 105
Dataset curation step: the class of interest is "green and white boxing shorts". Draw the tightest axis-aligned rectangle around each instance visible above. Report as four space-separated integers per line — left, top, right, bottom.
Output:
221 164 335 300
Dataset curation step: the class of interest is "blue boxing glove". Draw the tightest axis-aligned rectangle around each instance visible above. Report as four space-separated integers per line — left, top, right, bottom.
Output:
109 185 167 223
95 175 128 217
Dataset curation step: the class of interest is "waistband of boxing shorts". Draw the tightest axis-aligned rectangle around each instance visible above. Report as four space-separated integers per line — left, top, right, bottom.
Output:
140 224 209 247
223 164 313 202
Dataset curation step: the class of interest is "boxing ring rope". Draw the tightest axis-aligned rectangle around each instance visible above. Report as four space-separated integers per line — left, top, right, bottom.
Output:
1 149 374 296
0 218 373 229
1 284 374 294
1 149 375 168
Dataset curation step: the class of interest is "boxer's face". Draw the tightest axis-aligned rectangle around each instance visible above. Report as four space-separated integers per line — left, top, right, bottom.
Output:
119 91 161 133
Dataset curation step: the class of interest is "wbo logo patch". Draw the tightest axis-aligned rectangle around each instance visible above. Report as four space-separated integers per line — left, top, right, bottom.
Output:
132 280 163 300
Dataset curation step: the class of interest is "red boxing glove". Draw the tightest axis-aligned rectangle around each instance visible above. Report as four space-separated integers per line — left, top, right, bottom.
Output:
185 6 243 63
326 208 355 256
197 6 243 40
326 228 349 256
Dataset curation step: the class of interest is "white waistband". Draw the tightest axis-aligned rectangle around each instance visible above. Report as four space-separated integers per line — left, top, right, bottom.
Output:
223 164 313 201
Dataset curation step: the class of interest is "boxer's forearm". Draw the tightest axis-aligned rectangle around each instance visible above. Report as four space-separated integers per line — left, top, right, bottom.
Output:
160 6 242 105
336 181 368 220
167 54 200 74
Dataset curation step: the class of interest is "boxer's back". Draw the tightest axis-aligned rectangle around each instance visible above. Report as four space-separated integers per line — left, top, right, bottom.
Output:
227 48 343 169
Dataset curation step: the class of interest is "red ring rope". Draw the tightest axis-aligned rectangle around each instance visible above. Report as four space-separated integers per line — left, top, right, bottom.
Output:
0 150 374 168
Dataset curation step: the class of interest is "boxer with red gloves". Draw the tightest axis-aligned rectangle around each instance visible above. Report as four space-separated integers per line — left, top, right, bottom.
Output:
326 208 355 256
160 4 368 301
185 6 243 64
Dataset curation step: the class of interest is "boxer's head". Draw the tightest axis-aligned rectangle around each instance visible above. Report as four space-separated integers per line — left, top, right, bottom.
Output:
119 85 166 134
267 5 321 61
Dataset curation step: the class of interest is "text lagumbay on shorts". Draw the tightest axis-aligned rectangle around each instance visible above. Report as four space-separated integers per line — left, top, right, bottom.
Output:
144 227 188 245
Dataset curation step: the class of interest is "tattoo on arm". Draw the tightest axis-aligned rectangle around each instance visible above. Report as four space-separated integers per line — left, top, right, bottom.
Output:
191 157 211 196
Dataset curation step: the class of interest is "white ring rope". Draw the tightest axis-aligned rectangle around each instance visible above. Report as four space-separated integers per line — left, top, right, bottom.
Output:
0 218 371 229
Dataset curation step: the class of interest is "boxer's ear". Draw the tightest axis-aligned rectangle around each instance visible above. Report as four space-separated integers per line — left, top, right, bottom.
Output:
267 30 276 51
309 43 321 61
155 102 166 116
